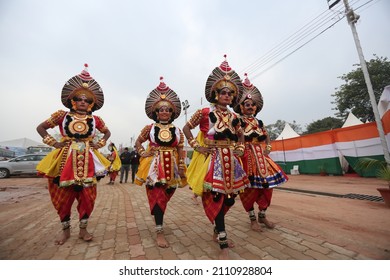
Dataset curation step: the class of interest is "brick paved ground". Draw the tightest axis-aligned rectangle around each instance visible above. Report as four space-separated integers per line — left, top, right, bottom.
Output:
0 175 389 260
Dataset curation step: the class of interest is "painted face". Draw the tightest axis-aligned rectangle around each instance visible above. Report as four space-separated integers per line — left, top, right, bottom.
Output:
241 100 257 116
73 93 94 111
217 88 233 106
157 105 173 122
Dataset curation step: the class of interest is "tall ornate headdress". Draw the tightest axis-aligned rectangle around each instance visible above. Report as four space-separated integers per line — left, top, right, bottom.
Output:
61 63 104 111
145 77 181 120
233 73 263 116
205 55 243 107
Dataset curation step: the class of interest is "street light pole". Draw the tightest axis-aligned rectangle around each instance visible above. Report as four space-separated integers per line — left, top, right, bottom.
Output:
342 0 390 165
182 100 190 147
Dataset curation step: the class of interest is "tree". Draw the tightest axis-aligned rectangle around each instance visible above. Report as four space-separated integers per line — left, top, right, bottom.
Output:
266 120 302 141
304 117 343 134
332 55 390 122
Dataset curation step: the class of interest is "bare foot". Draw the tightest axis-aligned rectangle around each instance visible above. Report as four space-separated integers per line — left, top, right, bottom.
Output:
251 220 263 232
191 196 199 205
78 228 93 241
55 228 70 245
219 248 230 260
213 233 235 248
259 217 275 229
156 232 169 248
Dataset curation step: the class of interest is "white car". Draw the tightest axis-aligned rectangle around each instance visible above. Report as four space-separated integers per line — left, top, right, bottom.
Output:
0 154 46 179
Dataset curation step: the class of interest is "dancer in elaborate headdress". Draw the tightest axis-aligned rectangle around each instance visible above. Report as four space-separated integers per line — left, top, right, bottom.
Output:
134 77 187 248
183 55 250 259
107 142 121 185
234 73 288 231
36 64 111 245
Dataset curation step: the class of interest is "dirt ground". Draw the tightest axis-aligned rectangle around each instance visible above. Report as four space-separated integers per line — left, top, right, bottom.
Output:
0 176 49 226
0 174 389 260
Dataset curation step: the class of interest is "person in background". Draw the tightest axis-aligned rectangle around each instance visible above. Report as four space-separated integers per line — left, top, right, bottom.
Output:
36 64 111 245
107 142 121 185
129 146 140 184
234 73 288 231
183 56 250 259
119 147 131 183
134 77 187 248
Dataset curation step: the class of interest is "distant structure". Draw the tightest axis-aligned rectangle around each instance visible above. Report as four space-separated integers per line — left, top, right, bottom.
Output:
275 123 300 140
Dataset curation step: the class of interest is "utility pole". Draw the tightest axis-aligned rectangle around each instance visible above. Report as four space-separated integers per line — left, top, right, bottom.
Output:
341 0 390 166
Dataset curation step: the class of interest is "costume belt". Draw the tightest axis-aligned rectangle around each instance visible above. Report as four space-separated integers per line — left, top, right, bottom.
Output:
60 137 94 152
245 139 263 144
204 138 235 147
150 146 176 151
60 136 94 143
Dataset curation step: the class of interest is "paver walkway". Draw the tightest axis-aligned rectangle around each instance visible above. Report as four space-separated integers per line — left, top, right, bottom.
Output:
0 175 389 260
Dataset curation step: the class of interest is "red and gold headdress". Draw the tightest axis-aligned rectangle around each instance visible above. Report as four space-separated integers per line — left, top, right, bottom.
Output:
145 77 181 120
61 64 104 111
233 73 263 116
205 55 243 107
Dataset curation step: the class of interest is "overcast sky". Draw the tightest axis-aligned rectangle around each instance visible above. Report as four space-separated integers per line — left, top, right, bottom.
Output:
1 0 389 150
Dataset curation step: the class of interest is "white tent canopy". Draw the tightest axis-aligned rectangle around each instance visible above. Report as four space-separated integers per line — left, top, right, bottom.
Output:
378 85 390 118
275 123 300 140
342 112 363 127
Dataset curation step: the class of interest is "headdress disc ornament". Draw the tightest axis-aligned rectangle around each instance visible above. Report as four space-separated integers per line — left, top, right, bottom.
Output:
205 55 243 107
233 73 263 115
61 64 104 111
145 77 182 120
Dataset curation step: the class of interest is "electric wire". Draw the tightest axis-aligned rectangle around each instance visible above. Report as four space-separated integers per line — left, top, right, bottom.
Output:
175 0 380 122
242 9 343 75
241 0 378 81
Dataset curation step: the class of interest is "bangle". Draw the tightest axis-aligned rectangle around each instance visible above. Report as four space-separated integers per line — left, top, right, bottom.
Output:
179 163 186 170
138 147 145 155
235 142 245 149
42 135 57 147
188 138 200 150
234 142 245 157
266 144 272 151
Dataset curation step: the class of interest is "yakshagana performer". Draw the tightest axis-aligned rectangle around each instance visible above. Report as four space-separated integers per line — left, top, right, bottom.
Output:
183 56 250 259
36 64 111 245
134 77 187 248
107 143 121 185
234 73 288 231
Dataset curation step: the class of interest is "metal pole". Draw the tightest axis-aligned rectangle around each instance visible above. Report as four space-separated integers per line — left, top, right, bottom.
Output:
282 137 287 172
182 100 190 147
342 0 390 165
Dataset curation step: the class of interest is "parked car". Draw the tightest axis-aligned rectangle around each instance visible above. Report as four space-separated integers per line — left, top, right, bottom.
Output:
0 154 46 179
26 145 53 155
